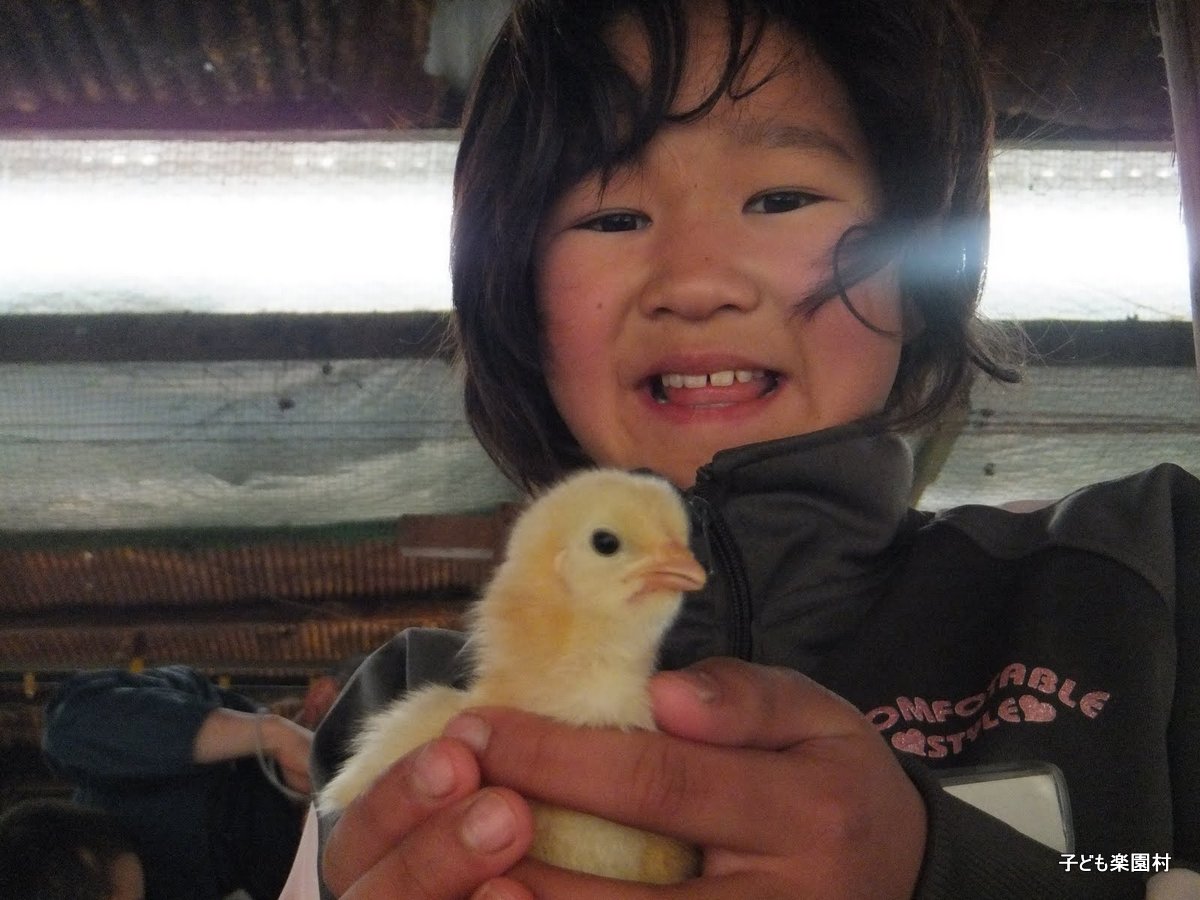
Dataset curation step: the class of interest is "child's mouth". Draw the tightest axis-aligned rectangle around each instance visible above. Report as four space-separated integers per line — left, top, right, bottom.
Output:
649 369 780 406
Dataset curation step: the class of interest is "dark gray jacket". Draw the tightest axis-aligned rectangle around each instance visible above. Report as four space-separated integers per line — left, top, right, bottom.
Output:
314 421 1200 899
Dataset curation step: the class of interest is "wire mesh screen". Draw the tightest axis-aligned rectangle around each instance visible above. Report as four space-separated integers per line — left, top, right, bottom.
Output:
0 135 459 314
920 366 1200 509
930 145 1198 507
0 138 1195 529
0 357 517 531
984 145 1189 321
0 138 1190 318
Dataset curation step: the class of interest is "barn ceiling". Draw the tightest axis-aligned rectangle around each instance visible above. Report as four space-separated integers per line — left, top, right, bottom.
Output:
0 0 1178 140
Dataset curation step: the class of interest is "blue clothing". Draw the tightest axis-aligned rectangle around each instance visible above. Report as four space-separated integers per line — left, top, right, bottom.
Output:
43 665 304 900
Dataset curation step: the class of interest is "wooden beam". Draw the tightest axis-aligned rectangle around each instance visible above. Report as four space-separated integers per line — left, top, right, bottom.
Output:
0 311 454 363
2 314 1194 365
1016 320 1195 367
0 609 465 678
1158 0 1200 369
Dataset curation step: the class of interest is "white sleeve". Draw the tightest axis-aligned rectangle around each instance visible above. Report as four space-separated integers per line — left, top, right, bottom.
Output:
278 806 322 900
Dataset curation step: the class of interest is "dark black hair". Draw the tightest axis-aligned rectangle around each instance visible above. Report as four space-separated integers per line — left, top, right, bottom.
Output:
452 0 1019 490
0 799 138 900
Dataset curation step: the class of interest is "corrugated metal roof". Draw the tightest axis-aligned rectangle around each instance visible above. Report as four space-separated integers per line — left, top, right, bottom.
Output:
0 612 462 674
0 509 504 746
1 537 494 612
962 0 1173 138
0 0 1176 139
0 0 446 129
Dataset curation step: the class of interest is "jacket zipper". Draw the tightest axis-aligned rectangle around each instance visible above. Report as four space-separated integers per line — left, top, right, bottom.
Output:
687 486 754 661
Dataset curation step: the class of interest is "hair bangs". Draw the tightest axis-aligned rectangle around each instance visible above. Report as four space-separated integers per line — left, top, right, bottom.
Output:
546 1 773 197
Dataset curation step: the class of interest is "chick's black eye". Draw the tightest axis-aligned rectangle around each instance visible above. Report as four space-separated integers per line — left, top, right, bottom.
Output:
590 529 621 556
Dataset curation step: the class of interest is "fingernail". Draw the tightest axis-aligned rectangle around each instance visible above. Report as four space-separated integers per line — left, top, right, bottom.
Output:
662 668 719 704
410 743 456 800
461 792 516 854
443 712 491 754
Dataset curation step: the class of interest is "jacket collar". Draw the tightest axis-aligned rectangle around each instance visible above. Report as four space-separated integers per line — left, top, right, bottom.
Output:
660 419 917 673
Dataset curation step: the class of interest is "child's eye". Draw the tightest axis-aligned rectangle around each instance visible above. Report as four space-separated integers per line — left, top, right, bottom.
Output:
575 211 649 232
745 190 820 214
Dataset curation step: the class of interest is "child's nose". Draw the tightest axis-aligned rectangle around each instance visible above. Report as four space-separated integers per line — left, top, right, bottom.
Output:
637 226 760 320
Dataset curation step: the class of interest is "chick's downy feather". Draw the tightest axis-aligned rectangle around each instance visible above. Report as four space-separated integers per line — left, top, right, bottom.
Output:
318 468 706 883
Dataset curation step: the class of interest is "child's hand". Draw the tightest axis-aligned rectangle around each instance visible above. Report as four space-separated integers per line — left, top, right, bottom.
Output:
320 658 927 899
446 657 928 899
260 714 318 795
320 737 536 899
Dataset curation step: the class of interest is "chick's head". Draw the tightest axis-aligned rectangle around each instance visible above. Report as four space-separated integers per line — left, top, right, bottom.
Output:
506 469 706 628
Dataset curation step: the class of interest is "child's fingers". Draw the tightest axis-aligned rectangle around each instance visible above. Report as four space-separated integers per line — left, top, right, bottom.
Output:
444 661 923 880
323 737 533 897
648 656 871 749
442 708 806 854
337 788 534 900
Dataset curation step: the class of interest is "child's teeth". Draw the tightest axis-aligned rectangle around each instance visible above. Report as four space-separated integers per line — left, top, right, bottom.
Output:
660 370 765 389
709 370 735 387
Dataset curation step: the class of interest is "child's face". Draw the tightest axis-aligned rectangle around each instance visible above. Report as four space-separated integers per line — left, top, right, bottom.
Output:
108 851 145 900
536 11 904 488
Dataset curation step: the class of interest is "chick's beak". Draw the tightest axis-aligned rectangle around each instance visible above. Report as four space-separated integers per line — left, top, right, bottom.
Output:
638 542 707 595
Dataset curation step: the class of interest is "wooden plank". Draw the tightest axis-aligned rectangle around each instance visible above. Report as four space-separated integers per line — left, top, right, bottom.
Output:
1 313 1194 366
0 610 465 677
1016 320 1195 367
1157 0 1200 367
0 311 454 362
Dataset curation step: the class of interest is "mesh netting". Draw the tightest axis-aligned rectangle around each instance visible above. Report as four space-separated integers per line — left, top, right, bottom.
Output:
0 138 1194 528
0 357 517 531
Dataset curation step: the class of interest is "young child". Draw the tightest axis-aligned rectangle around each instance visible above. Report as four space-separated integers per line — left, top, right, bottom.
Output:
43 665 314 900
0 799 145 900
309 1 1200 897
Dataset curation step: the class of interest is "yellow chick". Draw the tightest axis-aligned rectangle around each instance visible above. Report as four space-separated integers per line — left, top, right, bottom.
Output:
318 468 706 883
